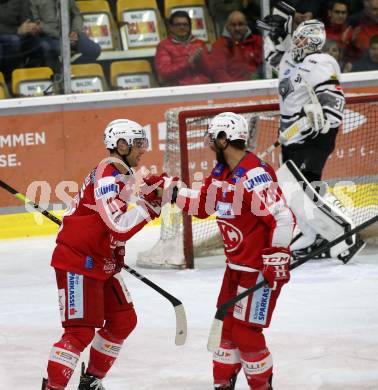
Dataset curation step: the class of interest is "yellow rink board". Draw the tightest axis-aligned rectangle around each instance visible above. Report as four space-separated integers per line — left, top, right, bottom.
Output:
0 208 161 240
0 184 376 239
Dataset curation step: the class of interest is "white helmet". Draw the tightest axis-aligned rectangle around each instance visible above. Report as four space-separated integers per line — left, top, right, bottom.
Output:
104 119 148 149
291 19 325 62
207 112 248 142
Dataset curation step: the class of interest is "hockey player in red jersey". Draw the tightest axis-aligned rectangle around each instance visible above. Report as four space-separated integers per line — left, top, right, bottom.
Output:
175 112 295 390
41 119 171 390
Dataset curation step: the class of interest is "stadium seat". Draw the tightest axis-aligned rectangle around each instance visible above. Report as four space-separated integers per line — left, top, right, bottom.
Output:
76 0 120 50
110 60 158 90
0 72 9 99
12 67 54 97
71 63 108 93
116 0 167 50
164 0 216 43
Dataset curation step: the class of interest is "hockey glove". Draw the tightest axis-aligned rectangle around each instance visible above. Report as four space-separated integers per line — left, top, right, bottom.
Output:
258 15 289 45
113 245 125 273
262 247 291 290
257 2 294 44
142 173 180 204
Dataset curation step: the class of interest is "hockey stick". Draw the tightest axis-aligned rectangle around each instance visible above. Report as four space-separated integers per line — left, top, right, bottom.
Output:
258 140 281 159
0 179 187 346
207 214 378 352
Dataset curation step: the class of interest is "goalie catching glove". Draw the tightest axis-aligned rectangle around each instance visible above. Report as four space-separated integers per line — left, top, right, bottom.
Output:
257 1 295 45
261 247 291 290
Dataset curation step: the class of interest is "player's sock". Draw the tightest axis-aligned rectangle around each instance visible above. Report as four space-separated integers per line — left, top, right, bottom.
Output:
46 339 81 389
86 329 124 378
213 339 241 389
240 348 273 390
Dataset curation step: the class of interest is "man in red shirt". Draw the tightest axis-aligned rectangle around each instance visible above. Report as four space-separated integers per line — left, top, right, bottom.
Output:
42 119 170 390
211 11 263 82
324 1 358 61
349 0 378 56
154 10 212 86
175 112 295 390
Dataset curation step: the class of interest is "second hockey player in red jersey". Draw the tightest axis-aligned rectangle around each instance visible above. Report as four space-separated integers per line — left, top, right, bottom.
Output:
42 118 172 390
175 112 295 390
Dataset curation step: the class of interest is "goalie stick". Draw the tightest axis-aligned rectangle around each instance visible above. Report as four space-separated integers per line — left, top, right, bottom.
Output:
207 214 378 352
0 179 187 346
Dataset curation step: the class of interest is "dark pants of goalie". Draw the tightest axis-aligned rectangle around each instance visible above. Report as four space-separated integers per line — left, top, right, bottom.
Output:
281 128 338 184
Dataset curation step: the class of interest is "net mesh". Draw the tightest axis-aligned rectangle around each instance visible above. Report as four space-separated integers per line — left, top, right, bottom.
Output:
137 96 378 268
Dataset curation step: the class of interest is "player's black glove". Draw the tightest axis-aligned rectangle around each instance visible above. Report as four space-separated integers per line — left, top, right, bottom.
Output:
257 14 289 45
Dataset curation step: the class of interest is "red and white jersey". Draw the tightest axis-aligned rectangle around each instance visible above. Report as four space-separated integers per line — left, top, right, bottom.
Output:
177 152 295 269
52 159 153 280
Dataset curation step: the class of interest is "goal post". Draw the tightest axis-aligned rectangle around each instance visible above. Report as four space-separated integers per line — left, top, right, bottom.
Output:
137 95 378 269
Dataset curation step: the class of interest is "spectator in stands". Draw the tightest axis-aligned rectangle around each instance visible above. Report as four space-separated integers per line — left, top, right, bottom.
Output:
0 0 40 85
208 0 250 35
30 0 101 72
349 34 378 70
348 0 378 53
211 10 263 82
325 1 359 61
155 10 212 86
323 39 353 72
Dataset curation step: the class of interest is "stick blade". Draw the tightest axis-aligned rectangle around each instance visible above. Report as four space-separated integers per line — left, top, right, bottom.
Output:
174 304 187 345
207 318 223 352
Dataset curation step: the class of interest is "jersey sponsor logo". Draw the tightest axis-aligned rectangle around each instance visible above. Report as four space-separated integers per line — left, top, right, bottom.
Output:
217 220 243 253
249 273 272 325
213 348 240 364
233 286 247 321
216 201 235 219
58 289 66 321
94 182 119 199
50 346 79 370
243 169 273 192
298 66 310 72
103 257 116 274
85 255 94 269
67 273 84 319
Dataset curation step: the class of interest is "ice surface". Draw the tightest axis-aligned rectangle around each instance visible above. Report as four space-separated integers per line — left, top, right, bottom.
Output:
1 226 377 390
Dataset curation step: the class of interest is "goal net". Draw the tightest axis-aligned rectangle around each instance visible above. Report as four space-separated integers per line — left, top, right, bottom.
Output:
137 95 378 268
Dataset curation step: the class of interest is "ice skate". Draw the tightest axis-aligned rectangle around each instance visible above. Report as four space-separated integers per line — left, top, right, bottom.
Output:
291 233 329 260
78 363 105 390
214 375 237 390
336 234 366 264
41 378 48 390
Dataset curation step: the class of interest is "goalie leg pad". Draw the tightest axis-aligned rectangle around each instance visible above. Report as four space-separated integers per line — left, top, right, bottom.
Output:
277 160 356 257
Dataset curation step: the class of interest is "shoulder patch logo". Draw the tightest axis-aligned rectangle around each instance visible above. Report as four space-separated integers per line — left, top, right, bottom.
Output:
278 77 294 101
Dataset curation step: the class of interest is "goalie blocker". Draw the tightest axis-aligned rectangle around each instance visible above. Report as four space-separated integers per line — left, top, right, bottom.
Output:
276 160 365 262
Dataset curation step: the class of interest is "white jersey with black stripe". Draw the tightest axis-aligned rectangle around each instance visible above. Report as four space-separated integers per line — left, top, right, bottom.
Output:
277 50 345 131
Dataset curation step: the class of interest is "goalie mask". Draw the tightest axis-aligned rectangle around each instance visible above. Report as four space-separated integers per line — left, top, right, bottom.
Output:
207 112 248 143
104 119 148 150
291 19 325 62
